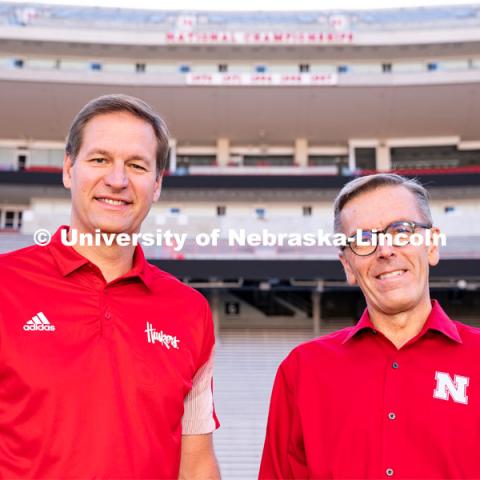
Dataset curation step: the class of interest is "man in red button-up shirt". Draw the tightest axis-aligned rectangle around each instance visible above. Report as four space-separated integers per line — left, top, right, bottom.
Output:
0 95 220 479
260 173 480 479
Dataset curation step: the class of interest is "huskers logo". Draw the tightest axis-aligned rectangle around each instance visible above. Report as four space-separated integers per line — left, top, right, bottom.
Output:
433 371 469 405
144 322 180 350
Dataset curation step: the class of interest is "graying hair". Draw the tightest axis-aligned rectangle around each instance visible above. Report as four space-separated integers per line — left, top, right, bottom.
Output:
333 173 433 233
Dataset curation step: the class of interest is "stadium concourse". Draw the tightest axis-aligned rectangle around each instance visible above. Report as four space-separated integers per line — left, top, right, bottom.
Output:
1 1 480 477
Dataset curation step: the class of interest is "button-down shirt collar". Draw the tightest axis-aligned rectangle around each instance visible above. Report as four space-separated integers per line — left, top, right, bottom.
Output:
342 299 462 345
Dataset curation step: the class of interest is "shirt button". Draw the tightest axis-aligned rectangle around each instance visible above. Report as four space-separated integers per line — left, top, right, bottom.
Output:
392 361 399 369
104 312 111 320
388 412 396 420
386 468 394 477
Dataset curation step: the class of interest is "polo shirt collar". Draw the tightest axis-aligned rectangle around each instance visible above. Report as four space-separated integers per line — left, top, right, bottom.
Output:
121 244 156 291
48 225 155 291
343 300 462 344
48 225 89 276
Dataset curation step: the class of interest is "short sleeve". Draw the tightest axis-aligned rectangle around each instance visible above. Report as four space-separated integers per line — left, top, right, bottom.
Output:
181 298 220 434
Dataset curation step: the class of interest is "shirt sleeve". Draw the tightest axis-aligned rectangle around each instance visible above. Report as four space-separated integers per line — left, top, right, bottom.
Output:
181 347 217 434
181 298 219 434
259 357 308 479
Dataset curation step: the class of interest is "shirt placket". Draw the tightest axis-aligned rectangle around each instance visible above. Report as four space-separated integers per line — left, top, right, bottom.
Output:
99 285 115 338
381 343 404 479
81 263 114 338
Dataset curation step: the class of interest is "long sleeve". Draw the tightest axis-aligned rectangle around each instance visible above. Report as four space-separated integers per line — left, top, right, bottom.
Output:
259 358 308 479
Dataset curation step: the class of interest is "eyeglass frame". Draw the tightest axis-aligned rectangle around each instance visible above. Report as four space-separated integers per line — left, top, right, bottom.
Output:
340 220 433 257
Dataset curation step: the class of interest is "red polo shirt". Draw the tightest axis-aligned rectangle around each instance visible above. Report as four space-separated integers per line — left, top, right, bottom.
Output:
260 301 480 479
0 226 219 479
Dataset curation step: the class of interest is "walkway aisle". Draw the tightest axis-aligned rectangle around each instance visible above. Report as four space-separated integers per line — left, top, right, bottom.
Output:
213 328 319 480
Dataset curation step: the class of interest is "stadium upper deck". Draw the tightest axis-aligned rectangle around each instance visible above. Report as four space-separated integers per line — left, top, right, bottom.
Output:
1 3 480 32
1 2 480 52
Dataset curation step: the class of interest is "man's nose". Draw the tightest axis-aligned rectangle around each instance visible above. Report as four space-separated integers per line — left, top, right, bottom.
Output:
375 237 396 258
104 162 128 189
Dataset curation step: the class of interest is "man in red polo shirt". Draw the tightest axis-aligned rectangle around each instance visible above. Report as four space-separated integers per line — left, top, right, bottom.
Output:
260 173 480 479
0 95 220 478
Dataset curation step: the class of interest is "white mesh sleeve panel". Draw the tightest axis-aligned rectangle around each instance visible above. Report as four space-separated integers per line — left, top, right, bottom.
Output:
181 348 216 434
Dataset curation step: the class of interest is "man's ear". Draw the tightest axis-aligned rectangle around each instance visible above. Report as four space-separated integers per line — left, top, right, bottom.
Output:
339 252 358 286
63 154 74 189
153 174 163 202
427 226 441 267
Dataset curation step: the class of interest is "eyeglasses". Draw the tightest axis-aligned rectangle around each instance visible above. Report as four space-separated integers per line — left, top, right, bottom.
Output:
341 220 433 257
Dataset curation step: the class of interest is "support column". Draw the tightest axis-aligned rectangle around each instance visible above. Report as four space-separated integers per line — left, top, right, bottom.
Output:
211 289 220 340
168 138 177 174
376 143 391 171
312 287 323 337
295 137 308 167
216 137 230 168
348 142 356 172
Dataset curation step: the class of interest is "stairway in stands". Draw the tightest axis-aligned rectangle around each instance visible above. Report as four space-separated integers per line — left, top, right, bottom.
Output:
213 324 347 480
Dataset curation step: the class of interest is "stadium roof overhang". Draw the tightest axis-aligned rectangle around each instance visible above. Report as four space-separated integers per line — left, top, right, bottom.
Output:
151 258 480 284
1 74 480 144
3 35 480 60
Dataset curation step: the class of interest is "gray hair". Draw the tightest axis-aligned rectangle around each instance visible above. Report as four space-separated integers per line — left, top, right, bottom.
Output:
333 173 433 233
66 94 170 175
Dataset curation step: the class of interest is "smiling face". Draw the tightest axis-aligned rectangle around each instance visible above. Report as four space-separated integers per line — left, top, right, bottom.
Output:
339 185 440 317
63 111 161 235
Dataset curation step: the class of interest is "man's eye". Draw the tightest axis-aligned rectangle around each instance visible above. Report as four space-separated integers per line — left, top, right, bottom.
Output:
361 232 375 242
391 226 413 235
91 158 106 164
130 163 147 171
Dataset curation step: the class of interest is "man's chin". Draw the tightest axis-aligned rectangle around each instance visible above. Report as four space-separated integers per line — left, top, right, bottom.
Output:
91 223 133 236
97 227 127 234
371 293 420 316
367 289 419 315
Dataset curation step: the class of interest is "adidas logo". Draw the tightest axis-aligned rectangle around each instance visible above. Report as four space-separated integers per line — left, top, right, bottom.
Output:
23 312 56 332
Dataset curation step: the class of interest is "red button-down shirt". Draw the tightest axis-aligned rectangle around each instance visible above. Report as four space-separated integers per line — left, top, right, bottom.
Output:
0 226 218 479
260 301 480 479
